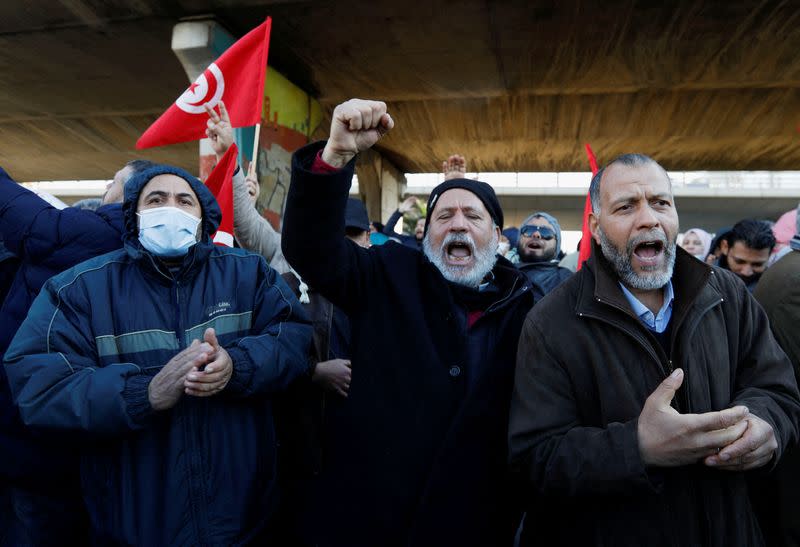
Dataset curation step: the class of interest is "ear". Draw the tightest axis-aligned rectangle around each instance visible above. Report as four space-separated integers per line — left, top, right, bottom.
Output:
495 224 502 241
719 239 729 255
588 212 601 245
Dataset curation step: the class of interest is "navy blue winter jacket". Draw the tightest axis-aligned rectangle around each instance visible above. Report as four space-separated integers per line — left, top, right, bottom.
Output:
4 165 312 545
0 166 125 487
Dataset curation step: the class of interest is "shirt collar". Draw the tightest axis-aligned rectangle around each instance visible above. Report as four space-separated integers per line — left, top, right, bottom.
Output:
618 280 674 332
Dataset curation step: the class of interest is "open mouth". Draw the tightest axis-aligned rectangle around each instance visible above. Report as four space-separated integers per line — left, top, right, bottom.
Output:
446 241 473 264
633 240 665 264
526 241 544 250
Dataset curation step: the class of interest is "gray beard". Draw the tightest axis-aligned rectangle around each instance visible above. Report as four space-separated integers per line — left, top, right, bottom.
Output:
423 231 499 287
598 227 676 291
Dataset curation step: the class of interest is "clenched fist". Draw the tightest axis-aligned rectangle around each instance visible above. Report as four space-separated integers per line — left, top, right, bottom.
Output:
321 99 394 168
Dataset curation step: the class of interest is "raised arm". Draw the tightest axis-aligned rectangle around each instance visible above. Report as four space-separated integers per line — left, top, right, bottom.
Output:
0 166 120 263
281 99 394 310
383 197 417 236
205 102 291 273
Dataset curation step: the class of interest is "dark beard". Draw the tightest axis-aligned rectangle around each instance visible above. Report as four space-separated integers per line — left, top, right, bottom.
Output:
517 244 555 264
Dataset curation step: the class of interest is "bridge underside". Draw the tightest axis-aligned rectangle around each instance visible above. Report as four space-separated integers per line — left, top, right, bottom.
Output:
1 0 799 182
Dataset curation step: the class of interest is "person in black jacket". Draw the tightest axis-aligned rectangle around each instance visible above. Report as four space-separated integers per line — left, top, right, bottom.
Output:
282 99 534 547
276 197 372 543
509 153 800 546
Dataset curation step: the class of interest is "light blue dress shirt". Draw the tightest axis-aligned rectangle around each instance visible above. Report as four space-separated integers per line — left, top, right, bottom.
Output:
619 280 674 333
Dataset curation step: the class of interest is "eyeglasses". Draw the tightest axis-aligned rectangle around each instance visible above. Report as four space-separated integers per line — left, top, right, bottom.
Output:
520 225 556 240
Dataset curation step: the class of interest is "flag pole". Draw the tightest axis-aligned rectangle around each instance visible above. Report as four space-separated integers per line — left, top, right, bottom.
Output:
251 123 261 172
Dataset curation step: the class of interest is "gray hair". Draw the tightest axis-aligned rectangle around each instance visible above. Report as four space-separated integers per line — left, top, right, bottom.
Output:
124 160 158 185
589 153 670 214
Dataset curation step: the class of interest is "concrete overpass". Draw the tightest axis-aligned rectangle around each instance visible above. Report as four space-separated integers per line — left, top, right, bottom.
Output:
2 0 799 228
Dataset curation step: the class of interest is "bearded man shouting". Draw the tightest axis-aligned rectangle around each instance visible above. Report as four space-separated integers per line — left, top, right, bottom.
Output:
282 99 534 547
509 153 800 547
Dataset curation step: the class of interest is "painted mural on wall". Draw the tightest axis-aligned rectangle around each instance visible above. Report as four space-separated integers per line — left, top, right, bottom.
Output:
255 68 322 229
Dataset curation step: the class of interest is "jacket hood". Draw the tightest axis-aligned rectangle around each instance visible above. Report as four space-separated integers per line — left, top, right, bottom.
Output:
122 165 221 247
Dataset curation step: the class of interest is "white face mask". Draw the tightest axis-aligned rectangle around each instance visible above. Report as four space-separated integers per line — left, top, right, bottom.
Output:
137 206 201 257
497 241 511 256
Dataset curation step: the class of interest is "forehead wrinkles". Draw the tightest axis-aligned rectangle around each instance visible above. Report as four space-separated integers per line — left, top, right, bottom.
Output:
433 189 487 215
602 165 671 204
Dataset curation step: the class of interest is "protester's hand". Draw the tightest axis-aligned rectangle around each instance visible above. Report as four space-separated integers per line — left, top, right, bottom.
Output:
205 101 235 160
703 413 777 471
442 154 467 180
149 339 215 411
398 196 418 214
184 328 233 397
312 359 352 398
245 162 260 204
637 369 750 467
321 99 394 168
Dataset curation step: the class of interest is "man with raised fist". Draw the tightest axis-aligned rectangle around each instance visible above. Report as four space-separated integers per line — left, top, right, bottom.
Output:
282 99 534 546
509 153 800 546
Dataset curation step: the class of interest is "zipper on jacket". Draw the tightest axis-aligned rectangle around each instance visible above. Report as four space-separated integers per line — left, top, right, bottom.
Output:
666 295 724 414
174 280 183 347
485 277 526 315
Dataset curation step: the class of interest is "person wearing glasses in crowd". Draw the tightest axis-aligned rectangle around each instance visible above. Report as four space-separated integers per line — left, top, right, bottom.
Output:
515 212 573 302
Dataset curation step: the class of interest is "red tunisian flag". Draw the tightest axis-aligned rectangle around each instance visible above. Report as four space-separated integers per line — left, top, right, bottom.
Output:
204 143 238 247
577 143 600 270
136 18 271 149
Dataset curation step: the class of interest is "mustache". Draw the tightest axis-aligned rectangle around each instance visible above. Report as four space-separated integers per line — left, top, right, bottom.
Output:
626 229 668 254
440 232 476 252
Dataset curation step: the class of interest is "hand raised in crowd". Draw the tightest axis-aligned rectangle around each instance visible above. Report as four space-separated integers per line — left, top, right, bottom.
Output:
442 154 467 181
205 100 235 160
148 339 215 411
321 99 394 168
245 161 260 204
637 369 750 467
398 196 418 214
312 359 352 398
703 412 777 470
184 328 233 397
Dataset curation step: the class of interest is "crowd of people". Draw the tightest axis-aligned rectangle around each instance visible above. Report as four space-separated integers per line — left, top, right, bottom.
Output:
0 97 799 546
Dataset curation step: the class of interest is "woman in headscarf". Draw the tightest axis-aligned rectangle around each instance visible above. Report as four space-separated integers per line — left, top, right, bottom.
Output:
680 228 713 261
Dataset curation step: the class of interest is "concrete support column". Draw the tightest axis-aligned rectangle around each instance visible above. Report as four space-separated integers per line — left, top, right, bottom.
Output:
171 20 238 180
356 148 406 224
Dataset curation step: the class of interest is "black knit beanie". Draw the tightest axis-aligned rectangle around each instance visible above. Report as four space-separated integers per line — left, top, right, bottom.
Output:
423 178 503 235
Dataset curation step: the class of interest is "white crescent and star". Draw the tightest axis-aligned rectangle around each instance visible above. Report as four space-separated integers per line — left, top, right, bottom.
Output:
175 63 226 114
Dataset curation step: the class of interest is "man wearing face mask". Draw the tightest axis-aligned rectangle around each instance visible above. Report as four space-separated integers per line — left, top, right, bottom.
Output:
3 164 312 545
515 211 573 302
282 99 534 546
0 161 157 546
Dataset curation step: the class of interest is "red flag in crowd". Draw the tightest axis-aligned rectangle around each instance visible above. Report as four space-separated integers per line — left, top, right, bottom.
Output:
136 18 271 149
577 143 599 270
204 142 238 247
